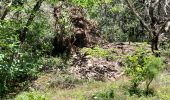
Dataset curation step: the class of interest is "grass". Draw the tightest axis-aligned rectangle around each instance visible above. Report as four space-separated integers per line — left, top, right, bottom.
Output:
14 72 170 100
47 81 118 100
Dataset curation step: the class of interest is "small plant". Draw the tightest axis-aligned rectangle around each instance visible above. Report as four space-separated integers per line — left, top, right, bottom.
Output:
81 46 116 60
125 44 164 95
15 91 50 100
92 88 115 100
144 55 164 94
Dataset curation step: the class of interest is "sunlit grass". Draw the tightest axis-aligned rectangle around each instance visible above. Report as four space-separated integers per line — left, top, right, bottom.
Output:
15 71 170 100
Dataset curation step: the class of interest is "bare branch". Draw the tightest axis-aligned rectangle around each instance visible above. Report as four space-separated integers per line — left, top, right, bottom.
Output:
159 17 170 34
125 0 151 32
164 0 170 15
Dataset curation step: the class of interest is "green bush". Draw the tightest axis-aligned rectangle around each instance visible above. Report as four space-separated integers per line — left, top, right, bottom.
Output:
15 91 50 100
125 44 164 95
0 42 40 97
92 88 115 100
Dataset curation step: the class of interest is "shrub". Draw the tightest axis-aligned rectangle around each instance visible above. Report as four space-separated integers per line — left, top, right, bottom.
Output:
92 88 115 100
0 42 40 97
125 44 164 95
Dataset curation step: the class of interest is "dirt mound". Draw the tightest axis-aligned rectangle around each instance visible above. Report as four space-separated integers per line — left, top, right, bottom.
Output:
69 43 135 81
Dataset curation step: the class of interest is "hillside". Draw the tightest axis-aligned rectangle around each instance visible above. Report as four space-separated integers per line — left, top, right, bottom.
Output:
1 0 170 100
15 42 170 100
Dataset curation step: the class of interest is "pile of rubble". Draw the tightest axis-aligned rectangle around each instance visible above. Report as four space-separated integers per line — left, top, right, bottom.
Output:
70 55 123 81
69 43 136 81
69 42 151 81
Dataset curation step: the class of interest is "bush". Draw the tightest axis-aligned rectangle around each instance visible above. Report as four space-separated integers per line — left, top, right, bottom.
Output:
92 88 115 100
125 44 164 95
0 42 40 97
15 91 50 100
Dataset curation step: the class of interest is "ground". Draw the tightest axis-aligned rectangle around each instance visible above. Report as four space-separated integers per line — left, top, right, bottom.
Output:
14 43 170 100
15 72 170 100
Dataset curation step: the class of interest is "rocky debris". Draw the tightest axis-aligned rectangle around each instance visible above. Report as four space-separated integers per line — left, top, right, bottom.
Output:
101 42 134 55
69 51 123 81
69 42 151 81
102 42 151 55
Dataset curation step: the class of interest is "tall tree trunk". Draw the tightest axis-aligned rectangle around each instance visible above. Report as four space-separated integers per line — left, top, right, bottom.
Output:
19 0 44 43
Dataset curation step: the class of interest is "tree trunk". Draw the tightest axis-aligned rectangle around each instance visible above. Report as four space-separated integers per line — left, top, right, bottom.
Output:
151 33 159 56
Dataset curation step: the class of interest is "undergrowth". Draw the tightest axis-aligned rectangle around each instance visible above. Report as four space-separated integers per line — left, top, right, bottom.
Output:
81 45 118 60
92 88 115 100
125 44 164 96
14 72 170 100
15 91 50 100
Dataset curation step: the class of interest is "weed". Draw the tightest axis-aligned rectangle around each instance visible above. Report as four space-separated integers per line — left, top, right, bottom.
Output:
92 88 115 100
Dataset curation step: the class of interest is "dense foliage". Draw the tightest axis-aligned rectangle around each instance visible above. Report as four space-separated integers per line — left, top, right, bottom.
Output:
0 0 169 99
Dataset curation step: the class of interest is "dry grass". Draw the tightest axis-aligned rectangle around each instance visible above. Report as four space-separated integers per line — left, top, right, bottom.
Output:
16 72 170 100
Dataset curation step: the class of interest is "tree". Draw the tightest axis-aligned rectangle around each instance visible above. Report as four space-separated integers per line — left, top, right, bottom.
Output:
125 0 170 55
19 0 44 43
